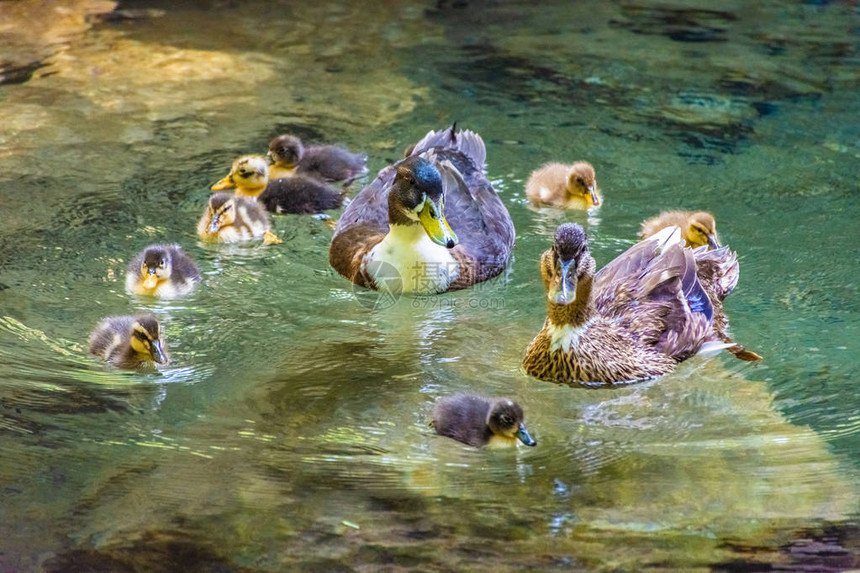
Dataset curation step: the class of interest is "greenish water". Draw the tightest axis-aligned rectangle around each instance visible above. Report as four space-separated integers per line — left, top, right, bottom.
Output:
1 0 859 570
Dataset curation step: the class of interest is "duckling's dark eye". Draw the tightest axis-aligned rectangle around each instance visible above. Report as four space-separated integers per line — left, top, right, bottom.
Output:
576 177 585 186
134 331 148 341
500 415 512 426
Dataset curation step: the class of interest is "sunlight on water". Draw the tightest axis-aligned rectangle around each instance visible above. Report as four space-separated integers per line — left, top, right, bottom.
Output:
1 0 859 571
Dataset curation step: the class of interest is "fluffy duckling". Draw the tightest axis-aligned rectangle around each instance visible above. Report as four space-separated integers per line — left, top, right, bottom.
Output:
211 155 345 214
522 223 747 385
89 314 168 369
525 161 601 209
431 394 537 448
197 192 281 244
125 244 200 298
267 134 368 185
640 210 720 249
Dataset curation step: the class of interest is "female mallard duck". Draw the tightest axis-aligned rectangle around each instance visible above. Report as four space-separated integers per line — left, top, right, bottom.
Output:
197 192 281 244
211 155 345 214
268 134 368 185
431 394 536 448
525 161 601 209
640 210 720 249
522 223 750 385
329 126 515 294
89 314 168 369
125 244 200 298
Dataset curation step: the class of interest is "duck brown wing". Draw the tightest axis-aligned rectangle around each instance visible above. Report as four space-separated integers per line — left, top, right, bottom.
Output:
329 167 393 285
595 239 713 360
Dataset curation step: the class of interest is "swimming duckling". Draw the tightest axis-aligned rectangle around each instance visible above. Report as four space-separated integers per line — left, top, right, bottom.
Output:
88 314 168 369
640 210 720 249
525 161 601 209
268 134 368 185
211 155 345 214
125 244 200 298
431 394 537 448
197 192 281 244
523 223 747 385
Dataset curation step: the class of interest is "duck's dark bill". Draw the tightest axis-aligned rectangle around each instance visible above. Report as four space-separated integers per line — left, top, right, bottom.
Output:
516 423 537 447
151 340 168 365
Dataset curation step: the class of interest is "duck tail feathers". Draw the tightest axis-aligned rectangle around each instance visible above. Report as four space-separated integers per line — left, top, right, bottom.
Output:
408 125 487 172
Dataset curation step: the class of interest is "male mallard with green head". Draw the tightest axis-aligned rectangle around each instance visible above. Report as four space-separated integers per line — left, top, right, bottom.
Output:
89 314 168 370
211 155 345 215
522 223 750 385
431 394 536 448
329 126 515 294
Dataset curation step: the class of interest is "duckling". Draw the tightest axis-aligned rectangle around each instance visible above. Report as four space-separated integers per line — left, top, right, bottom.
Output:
88 314 168 369
268 134 368 185
640 210 720 249
125 244 200 298
431 394 537 448
522 223 749 385
211 155 345 214
525 161 601 209
197 192 281 244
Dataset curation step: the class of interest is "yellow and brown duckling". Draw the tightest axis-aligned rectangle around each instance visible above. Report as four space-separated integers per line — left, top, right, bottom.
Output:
431 394 536 448
640 210 720 249
197 192 281 244
125 244 200 298
522 223 750 385
268 134 368 185
88 314 168 369
211 155 345 214
525 161 601 209
330 126 515 294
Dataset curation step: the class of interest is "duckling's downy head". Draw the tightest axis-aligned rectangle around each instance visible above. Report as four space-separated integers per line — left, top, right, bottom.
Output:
204 193 238 234
389 156 457 249
567 162 600 207
687 211 720 249
211 155 269 195
268 135 304 167
488 399 536 446
129 315 168 365
541 223 594 305
139 246 173 290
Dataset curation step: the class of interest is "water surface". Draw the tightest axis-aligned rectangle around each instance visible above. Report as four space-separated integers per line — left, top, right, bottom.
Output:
1 0 859 571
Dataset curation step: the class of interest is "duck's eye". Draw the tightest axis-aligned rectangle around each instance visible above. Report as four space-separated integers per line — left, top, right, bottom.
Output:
158 260 165 268
499 415 512 426
576 177 585 186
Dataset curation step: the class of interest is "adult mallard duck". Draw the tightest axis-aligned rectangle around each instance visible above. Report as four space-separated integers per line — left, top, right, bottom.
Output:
89 314 168 369
197 192 281 244
329 126 515 294
431 394 536 448
211 155 345 215
640 210 720 249
125 244 200 298
522 223 752 385
268 134 368 185
525 161 601 209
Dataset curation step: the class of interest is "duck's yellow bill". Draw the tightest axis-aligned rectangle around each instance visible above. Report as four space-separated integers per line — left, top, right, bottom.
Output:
418 200 458 249
142 274 159 290
210 175 235 191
